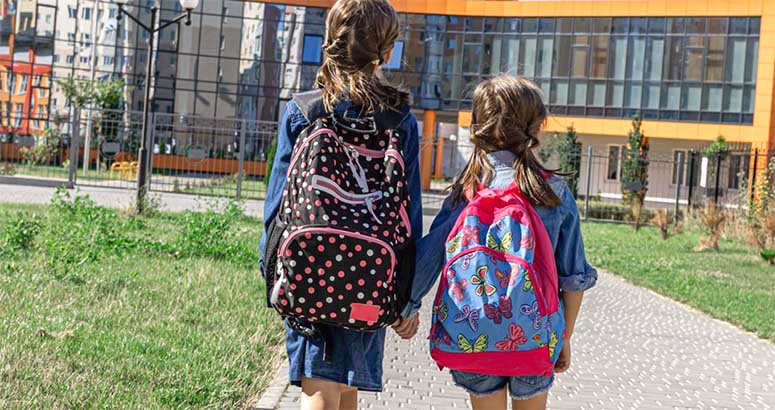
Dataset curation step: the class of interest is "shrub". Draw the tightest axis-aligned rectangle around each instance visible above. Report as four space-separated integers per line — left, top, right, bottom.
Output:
577 201 657 222
540 126 582 198
0 162 16 175
651 209 672 240
621 114 650 231
264 138 278 186
694 203 726 252
0 212 42 255
176 200 256 266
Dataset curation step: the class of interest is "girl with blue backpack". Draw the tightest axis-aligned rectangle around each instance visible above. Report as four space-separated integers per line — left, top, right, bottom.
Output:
259 0 423 408
404 76 598 410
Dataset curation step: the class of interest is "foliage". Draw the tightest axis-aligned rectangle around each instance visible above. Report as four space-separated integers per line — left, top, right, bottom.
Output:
264 138 278 186
539 126 581 198
702 135 729 192
621 114 650 231
651 209 672 240
0 162 16 175
578 200 657 222
693 203 726 252
19 127 60 166
0 211 41 256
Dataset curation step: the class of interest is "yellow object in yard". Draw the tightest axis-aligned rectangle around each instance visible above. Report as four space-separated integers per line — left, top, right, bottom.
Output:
110 161 133 180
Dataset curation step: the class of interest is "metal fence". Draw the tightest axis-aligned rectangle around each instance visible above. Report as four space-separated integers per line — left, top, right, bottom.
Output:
0 108 768 222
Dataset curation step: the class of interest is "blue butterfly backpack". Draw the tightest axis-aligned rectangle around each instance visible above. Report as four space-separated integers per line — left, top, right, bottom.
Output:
429 183 566 376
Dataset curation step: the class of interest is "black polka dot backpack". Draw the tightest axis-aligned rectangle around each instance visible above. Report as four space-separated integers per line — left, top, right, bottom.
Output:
264 90 415 331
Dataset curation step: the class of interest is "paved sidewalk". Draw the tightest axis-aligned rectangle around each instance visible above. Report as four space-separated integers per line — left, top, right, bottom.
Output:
275 271 775 409
0 183 265 217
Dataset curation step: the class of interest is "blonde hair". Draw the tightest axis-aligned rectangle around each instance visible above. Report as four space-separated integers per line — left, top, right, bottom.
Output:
451 76 561 208
316 0 411 114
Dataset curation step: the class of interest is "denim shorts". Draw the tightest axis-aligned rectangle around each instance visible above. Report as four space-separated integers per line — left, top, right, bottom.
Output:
450 370 554 400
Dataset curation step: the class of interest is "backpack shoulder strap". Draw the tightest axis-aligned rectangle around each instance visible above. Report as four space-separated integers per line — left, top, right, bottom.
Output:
292 89 326 124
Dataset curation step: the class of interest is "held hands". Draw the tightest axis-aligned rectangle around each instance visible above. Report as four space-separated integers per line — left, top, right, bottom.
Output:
554 338 571 373
391 314 420 340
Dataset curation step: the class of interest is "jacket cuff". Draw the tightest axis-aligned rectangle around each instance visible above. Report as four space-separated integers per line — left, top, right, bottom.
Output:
401 300 421 319
558 264 598 292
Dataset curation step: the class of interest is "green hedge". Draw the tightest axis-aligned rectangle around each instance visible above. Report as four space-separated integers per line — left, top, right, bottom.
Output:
578 200 660 222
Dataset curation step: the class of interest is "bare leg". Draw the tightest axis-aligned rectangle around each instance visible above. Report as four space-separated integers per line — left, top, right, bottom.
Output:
301 377 346 410
338 385 358 410
469 388 507 410
511 392 548 410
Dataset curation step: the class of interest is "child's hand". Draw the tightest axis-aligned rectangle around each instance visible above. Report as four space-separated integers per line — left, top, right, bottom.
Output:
391 314 420 340
554 339 571 373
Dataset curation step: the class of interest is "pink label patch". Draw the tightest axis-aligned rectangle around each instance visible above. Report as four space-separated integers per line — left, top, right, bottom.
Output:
349 303 381 323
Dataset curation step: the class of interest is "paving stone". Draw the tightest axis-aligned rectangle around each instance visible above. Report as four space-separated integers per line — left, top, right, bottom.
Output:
272 271 775 409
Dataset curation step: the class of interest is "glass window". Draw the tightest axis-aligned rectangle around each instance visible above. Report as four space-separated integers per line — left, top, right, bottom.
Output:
750 18 761 35
570 81 587 106
608 37 627 79
384 40 404 69
668 18 685 34
590 35 609 78
726 38 747 83
593 18 612 34
571 35 589 77
729 18 747 34
686 18 705 34
681 84 702 111
743 85 755 113
607 146 621 180
502 38 520 74
627 37 646 80
575 18 591 33
728 154 749 189
522 18 538 33
705 37 725 82
664 36 684 80
630 18 647 34
505 18 521 33
684 47 704 82
551 80 569 105
723 85 743 112
648 18 666 34
662 83 681 110
462 43 482 74
538 18 555 33
613 18 629 34
557 18 573 34
537 36 554 78
745 38 759 83
553 35 573 77
520 36 537 77
706 18 727 34
588 81 606 106
301 35 323 64
644 84 660 109
625 83 642 108
702 85 723 111
483 35 502 75
645 37 664 81
607 82 624 107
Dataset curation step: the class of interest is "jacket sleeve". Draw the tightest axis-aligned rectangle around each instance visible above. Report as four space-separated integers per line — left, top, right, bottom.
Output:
401 196 464 318
554 185 598 292
258 102 309 274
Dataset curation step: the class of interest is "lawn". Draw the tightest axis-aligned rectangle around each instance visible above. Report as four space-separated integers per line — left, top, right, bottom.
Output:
0 193 283 409
581 222 775 342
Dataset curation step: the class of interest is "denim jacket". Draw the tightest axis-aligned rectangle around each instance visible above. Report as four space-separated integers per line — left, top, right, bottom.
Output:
259 97 424 279
401 150 598 318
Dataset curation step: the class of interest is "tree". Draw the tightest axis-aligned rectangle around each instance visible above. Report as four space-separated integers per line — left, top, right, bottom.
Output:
537 126 582 198
621 114 650 231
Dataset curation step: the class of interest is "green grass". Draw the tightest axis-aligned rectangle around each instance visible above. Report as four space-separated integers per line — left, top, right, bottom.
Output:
0 194 283 409
581 222 775 342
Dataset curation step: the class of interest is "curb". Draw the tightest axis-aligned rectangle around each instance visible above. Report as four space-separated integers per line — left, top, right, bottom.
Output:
250 362 289 410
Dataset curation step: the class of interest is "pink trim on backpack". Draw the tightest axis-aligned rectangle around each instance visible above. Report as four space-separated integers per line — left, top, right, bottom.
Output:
399 206 412 237
431 346 554 377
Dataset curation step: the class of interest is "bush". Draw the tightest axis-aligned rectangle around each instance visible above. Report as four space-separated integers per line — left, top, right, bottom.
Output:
579 201 656 222
693 203 726 252
263 138 278 186
176 200 256 266
621 114 650 230
0 212 41 256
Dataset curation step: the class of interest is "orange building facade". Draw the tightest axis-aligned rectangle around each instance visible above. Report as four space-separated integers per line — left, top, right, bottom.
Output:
251 0 774 195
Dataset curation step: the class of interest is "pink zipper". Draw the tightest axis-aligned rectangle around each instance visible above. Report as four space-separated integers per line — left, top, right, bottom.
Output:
442 246 548 316
289 128 405 172
311 175 382 205
279 227 397 282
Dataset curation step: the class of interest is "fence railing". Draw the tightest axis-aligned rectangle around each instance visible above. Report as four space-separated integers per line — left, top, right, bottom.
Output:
0 108 769 223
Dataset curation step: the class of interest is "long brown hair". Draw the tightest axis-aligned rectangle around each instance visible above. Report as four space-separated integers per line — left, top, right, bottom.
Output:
451 76 561 208
316 0 411 113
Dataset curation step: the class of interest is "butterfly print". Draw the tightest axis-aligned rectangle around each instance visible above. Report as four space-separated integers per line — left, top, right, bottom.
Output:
487 232 513 252
508 265 521 286
460 253 476 270
483 295 513 324
519 231 534 250
446 236 461 254
434 303 448 322
451 279 468 301
461 225 481 247
538 332 560 357
453 305 480 332
458 333 488 353
522 271 533 292
445 268 457 281
494 268 510 289
430 322 452 347
471 266 497 297
495 323 527 351
520 301 541 330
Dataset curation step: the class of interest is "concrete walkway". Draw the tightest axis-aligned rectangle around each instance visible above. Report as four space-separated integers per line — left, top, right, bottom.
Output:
275 271 775 409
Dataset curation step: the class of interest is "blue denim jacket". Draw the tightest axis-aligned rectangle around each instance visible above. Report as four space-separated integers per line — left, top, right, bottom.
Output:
401 150 598 318
259 97 424 277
